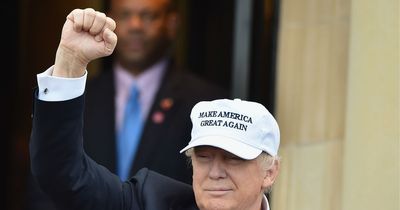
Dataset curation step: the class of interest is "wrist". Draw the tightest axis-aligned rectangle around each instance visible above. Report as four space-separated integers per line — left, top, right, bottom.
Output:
53 44 88 78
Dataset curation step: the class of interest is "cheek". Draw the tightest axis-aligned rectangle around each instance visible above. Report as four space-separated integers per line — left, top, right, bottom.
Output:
114 24 126 34
146 23 169 39
191 163 209 193
191 164 204 184
191 171 206 209
114 28 129 42
232 168 265 192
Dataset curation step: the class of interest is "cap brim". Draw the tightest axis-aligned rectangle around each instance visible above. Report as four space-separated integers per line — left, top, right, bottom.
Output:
180 136 262 160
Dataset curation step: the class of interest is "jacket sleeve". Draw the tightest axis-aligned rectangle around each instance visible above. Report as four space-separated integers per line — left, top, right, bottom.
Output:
29 92 139 210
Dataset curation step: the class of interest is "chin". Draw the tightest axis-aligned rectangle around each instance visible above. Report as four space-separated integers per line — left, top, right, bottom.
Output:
202 204 231 210
199 199 233 210
120 54 146 66
125 52 145 62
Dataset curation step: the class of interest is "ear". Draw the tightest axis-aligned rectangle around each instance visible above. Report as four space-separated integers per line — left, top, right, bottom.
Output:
166 12 179 40
262 160 280 189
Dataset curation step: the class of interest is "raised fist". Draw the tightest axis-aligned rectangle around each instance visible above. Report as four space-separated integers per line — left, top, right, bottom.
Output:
53 8 117 78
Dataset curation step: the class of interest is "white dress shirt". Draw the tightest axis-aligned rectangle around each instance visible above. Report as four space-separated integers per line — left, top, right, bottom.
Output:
36 66 86 101
114 58 166 132
262 194 271 210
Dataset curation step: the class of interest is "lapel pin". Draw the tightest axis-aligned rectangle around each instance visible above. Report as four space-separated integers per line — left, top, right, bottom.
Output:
160 98 174 111
152 111 165 124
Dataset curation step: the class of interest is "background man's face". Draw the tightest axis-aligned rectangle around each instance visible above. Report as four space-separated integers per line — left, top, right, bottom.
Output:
191 146 267 210
110 0 176 72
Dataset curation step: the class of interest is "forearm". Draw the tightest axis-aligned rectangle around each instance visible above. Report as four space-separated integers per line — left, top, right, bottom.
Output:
30 93 86 201
29 8 121 209
30 93 126 210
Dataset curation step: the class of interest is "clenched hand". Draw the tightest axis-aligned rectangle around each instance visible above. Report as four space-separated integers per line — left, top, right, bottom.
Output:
53 8 117 78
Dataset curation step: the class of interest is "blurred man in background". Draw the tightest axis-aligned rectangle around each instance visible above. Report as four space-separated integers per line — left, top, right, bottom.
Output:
84 0 227 183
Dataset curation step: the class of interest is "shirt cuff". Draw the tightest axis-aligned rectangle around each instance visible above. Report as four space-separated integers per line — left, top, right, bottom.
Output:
36 65 87 101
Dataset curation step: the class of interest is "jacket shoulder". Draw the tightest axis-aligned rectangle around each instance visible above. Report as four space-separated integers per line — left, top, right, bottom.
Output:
166 71 230 100
131 168 198 210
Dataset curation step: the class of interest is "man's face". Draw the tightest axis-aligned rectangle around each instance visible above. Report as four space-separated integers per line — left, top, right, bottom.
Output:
191 146 269 210
110 0 176 72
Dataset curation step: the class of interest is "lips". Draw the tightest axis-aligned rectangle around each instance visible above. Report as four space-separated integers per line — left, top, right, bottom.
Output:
204 189 232 196
119 34 145 51
204 186 233 194
205 187 231 191
124 39 144 51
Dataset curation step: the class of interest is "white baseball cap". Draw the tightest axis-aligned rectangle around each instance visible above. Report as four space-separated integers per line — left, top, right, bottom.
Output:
180 98 280 159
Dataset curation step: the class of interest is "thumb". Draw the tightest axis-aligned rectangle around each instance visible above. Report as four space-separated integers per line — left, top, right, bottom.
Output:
102 28 117 55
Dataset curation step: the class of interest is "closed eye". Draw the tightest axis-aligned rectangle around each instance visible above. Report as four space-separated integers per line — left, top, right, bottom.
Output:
225 155 245 164
194 152 213 162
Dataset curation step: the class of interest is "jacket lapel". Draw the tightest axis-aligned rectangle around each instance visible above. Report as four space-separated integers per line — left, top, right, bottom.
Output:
130 61 181 174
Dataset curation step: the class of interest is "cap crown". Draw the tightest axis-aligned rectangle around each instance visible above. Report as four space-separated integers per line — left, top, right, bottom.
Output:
186 99 280 157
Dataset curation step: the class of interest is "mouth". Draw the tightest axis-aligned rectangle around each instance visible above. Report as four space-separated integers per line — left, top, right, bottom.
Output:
122 39 144 51
204 189 233 196
119 34 145 50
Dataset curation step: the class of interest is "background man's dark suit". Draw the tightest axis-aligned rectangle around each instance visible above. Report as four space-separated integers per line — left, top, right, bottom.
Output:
83 60 228 184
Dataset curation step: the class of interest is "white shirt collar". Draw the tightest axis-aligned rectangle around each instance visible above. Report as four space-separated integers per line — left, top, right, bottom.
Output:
114 58 168 131
262 194 271 210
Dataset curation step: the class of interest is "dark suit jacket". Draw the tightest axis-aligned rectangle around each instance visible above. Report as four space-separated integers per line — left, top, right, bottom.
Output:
30 94 199 210
26 61 228 210
83 60 228 184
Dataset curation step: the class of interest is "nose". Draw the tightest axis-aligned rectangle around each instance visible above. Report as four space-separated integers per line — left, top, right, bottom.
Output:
127 14 143 29
208 158 227 179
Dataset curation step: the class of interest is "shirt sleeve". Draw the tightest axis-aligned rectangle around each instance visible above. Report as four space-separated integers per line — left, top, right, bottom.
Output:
36 65 87 101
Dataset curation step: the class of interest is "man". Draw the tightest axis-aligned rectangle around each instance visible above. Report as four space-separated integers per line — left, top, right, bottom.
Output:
30 9 280 210
84 0 227 184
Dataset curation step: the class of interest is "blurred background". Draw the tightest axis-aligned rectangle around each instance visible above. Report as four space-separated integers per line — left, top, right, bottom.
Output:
3 0 398 210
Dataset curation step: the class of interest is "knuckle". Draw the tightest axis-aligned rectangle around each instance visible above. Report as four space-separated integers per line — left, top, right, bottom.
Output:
72 8 81 14
96 12 106 18
85 10 96 18
107 18 116 30
84 8 95 12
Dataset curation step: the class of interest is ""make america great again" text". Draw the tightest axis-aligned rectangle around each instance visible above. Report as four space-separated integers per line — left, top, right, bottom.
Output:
198 111 253 131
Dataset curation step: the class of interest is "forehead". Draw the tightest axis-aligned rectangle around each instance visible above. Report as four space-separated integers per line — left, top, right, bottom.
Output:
194 146 240 157
111 0 170 11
